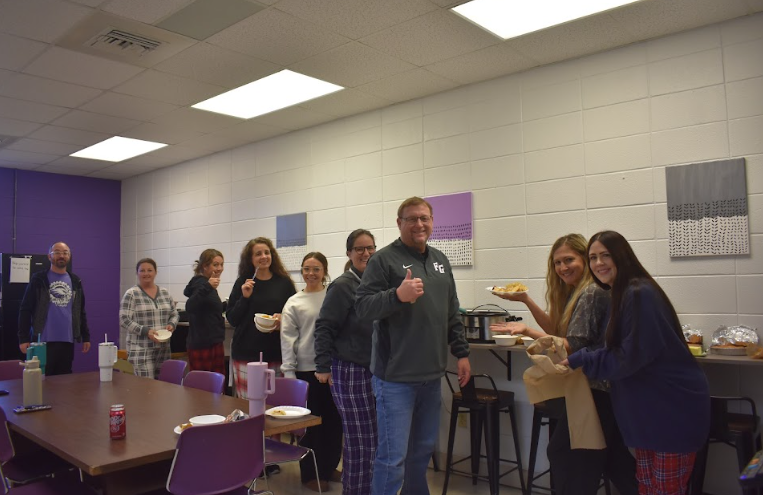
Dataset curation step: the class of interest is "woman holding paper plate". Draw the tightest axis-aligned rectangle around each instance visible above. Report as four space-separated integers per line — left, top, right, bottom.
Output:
280 252 342 492
490 234 638 495
119 258 179 379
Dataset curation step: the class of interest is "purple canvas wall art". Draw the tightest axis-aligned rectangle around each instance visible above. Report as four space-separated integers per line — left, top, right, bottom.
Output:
425 192 473 266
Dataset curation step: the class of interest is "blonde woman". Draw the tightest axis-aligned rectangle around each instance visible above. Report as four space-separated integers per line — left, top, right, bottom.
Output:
490 234 637 495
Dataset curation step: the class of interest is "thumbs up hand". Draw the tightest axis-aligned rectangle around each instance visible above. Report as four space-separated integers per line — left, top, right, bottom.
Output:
396 268 424 303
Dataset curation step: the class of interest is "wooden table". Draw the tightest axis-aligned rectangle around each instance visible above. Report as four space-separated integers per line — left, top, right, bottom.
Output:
0 371 320 494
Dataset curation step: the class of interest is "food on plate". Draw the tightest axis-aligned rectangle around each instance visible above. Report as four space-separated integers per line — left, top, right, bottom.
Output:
179 422 193 431
687 344 703 356
271 409 287 416
492 282 529 293
260 314 275 319
712 343 746 349
687 334 702 344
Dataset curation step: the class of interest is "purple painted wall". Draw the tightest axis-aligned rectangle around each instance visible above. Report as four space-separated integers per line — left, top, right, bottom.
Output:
0 168 121 372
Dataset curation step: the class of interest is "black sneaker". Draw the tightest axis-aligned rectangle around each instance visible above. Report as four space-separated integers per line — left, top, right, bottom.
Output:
265 464 280 476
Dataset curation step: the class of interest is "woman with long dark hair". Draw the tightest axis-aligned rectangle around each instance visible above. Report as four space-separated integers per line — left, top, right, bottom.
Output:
564 231 710 495
491 234 637 495
183 248 225 373
314 229 378 495
226 237 295 398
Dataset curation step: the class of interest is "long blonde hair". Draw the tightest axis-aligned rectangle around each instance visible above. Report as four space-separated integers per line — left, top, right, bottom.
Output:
545 234 594 337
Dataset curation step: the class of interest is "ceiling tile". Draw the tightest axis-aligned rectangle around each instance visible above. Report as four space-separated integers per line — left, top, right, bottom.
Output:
89 161 158 176
357 68 458 103
426 43 540 85
0 148 59 164
275 0 439 40
153 43 280 89
0 116 43 136
509 14 639 66
51 110 141 134
27 125 112 146
101 0 194 24
289 42 415 88
70 0 107 6
612 0 751 41
120 122 204 145
23 47 145 90
79 92 179 121
35 157 112 175
0 0 92 43
112 69 227 106
175 133 255 154
86 170 138 179
7 138 82 155
254 106 337 131
150 107 242 134
0 33 47 71
300 89 393 118
0 160 40 170
360 9 499 66
207 8 350 65
0 73 102 107
0 96 70 123
206 119 287 143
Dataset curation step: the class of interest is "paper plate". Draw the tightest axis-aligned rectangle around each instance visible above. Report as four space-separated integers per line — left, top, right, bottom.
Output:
265 406 310 419
486 286 529 296
154 329 172 342
173 425 186 434
189 414 226 426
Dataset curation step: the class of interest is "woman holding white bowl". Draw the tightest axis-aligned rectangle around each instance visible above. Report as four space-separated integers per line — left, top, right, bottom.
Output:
490 234 637 495
119 258 178 379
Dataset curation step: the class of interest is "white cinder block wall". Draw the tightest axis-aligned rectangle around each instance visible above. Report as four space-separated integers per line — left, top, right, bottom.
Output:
121 13 763 494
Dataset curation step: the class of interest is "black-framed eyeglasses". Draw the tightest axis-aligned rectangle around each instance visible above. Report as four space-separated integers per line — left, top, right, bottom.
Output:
400 215 432 224
352 246 376 254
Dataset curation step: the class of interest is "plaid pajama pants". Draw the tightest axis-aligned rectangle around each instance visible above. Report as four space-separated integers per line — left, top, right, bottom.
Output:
635 448 696 495
188 343 225 374
330 358 377 495
128 339 170 379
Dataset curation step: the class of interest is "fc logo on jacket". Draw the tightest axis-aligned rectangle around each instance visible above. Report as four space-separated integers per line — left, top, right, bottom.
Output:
432 262 445 274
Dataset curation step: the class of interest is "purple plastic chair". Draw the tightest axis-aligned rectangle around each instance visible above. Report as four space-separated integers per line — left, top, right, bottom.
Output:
0 406 86 493
158 360 187 385
182 371 225 395
264 378 320 493
164 415 272 495
0 360 23 381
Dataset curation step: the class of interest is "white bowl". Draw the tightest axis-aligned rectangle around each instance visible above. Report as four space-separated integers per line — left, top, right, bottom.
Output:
154 329 172 342
521 336 535 346
189 414 226 427
492 335 519 346
254 313 277 328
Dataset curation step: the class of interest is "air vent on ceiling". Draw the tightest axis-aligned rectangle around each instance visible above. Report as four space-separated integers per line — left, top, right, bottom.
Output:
57 12 194 68
87 29 162 58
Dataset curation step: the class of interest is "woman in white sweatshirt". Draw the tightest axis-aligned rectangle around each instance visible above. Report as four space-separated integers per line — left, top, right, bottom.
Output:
280 252 342 492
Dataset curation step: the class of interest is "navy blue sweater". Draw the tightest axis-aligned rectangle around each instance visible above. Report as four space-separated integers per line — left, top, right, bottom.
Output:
568 282 710 453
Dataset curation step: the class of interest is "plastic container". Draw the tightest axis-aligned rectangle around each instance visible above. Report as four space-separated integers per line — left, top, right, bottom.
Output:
20 356 43 407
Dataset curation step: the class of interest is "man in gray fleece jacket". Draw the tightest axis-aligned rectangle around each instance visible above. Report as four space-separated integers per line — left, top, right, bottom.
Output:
355 196 471 495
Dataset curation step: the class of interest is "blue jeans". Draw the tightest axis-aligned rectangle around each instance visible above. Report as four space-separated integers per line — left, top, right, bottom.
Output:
371 376 441 495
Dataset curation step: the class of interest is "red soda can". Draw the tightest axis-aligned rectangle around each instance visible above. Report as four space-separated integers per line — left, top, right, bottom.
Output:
109 404 126 440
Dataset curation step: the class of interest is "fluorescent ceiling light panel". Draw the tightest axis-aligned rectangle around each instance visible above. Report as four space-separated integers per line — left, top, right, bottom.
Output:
70 136 167 162
452 0 643 40
192 70 344 119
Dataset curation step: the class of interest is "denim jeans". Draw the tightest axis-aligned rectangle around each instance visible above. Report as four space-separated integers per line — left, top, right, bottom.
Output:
371 375 441 495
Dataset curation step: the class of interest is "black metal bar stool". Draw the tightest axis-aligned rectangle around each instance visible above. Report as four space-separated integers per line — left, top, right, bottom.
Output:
690 396 762 495
442 371 526 495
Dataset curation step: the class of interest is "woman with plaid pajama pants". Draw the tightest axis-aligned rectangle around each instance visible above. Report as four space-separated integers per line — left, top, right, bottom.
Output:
119 258 179 379
566 231 710 495
314 229 378 495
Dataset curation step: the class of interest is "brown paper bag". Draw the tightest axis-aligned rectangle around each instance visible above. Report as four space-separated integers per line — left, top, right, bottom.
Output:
522 336 605 450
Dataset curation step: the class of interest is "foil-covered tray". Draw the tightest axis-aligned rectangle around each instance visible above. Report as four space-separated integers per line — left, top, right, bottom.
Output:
711 325 759 347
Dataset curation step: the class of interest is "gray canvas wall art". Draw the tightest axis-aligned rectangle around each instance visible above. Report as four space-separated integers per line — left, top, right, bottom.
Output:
666 158 748 256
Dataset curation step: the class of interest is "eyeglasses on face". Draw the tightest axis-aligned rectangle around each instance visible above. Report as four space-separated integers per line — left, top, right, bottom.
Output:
400 215 432 224
50 251 70 256
352 246 376 254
